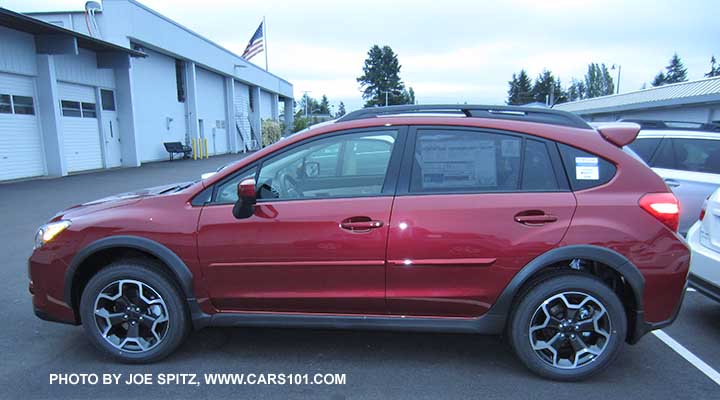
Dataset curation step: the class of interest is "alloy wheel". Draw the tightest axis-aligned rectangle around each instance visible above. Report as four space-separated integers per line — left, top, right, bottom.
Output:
528 291 611 369
93 279 169 353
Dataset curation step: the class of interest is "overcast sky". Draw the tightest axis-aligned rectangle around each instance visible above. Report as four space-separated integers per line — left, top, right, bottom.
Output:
3 0 719 112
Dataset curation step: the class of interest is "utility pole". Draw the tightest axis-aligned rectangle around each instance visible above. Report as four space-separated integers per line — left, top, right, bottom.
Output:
381 91 391 107
612 64 622 94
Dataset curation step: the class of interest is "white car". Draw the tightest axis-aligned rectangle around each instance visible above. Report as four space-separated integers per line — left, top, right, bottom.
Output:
687 187 720 302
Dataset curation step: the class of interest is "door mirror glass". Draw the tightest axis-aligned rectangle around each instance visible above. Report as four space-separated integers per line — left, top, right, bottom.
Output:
304 161 320 178
233 178 257 219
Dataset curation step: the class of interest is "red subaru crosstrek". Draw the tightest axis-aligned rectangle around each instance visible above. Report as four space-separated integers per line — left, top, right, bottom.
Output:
29 105 689 381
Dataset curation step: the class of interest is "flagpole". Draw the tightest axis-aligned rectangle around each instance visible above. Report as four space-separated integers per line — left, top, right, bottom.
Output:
263 16 268 71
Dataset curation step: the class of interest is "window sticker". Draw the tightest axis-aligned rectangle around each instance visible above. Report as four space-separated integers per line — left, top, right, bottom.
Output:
418 138 497 188
575 157 599 180
501 139 520 157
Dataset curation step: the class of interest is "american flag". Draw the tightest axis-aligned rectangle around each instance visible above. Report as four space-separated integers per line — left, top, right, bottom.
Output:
241 22 264 61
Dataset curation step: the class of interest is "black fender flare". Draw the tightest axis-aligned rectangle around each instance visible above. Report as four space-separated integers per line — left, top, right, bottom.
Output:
486 244 645 322
63 235 196 308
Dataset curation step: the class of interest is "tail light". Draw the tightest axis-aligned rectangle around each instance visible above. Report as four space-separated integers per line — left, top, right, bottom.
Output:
639 192 680 232
700 204 706 221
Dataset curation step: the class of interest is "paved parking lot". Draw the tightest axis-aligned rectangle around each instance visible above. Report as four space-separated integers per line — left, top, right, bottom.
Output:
1 155 719 399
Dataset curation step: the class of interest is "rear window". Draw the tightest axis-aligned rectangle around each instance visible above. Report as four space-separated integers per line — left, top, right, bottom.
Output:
671 138 720 174
628 137 661 163
558 144 616 191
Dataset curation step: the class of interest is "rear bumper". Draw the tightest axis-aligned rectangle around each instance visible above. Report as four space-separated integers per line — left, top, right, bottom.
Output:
629 279 687 344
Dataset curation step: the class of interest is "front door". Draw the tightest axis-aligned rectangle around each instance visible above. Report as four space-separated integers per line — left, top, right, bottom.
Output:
386 127 576 317
197 127 404 314
100 89 121 168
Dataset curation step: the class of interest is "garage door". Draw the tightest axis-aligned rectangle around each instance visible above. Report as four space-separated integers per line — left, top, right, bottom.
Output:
0 72 44 181
59 82 103 172
233 81 252 151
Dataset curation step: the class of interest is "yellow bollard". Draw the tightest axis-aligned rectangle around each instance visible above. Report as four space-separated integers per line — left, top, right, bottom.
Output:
192 138 197 160
204 138 209 159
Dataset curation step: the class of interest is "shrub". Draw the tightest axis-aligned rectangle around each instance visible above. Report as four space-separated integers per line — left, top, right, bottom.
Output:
261 119 282 147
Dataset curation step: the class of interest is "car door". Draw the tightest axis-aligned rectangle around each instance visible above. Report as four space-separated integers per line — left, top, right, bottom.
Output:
649 137 720 234
197 127 405 314
386 127 576 317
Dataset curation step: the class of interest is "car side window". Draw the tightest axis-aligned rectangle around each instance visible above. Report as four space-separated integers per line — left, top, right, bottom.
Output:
409 129 522 193
522 140 559 190
628 137 662 163
256 130 397 201
214 168 257 204
558 144 616 191
651 139 676 169
671 138 720 174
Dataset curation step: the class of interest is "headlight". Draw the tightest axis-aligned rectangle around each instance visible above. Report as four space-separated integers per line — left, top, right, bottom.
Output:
34 220 71 249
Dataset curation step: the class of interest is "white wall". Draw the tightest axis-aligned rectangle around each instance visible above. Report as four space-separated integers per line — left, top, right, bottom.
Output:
196 67 227 154
54 48 115 88
0 26 37 76
131 48 186 162
260 90 274 120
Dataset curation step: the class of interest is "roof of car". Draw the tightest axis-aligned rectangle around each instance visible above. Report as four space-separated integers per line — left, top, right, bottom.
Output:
335 104 593 130
637 129 720 139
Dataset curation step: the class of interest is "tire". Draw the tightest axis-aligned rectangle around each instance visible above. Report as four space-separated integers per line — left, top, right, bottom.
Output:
79 259 190 363
508 273 627 381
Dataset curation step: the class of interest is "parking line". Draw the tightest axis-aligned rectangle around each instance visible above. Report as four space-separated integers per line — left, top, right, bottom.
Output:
653 329 720 386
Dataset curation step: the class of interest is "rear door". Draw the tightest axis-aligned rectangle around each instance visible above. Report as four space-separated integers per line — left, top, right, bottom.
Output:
649 137 720 234
386 127 576 317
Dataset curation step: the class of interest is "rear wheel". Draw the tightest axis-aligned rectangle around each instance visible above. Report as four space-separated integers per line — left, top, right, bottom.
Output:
79 260 189 363
509 273 627 381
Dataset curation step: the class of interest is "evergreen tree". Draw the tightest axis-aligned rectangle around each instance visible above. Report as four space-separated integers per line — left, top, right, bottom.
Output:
407 87 416 104
653 53 688 86
532 69 558 104
584 63 614 98
567 78 587 101
507 69 534 105
318 95 331 115
357 45 407 107
295 93 320 118
336 102 346 117
665 53 688 84
652 72 666 87
705 56 720 78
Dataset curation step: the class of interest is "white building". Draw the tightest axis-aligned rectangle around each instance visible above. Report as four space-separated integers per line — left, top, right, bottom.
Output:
0 1 293 182
554 76 720 124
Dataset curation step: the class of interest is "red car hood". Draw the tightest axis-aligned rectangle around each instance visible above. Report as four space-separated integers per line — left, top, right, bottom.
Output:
52 182 192 221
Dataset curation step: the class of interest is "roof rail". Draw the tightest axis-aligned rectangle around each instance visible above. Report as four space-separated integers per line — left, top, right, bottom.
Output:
620 119 720 133
336 104 593 129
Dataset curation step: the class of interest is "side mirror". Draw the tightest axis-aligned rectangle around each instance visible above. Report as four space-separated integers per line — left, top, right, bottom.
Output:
304 161 320 178
232 178 257 219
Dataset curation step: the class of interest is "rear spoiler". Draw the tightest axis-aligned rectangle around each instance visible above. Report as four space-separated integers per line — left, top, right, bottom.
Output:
590 122 641 147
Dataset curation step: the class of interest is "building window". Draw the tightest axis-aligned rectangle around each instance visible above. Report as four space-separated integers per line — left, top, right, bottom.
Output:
61 100 82 117
0 94 11 114
12 95 35 115
101 89 116 111
175 59 186 103
81 102 97 118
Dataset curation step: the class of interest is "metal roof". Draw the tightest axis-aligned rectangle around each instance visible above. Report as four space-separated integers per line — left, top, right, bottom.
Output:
0 7 145 57
554 76 720 115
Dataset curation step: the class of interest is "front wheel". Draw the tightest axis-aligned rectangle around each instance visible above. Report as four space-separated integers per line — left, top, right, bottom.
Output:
508 273 627 381
79 260 190 363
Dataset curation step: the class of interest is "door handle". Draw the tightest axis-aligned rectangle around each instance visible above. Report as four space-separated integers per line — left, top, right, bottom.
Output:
514 211 558 226
664 179 680 188
340 217 383 232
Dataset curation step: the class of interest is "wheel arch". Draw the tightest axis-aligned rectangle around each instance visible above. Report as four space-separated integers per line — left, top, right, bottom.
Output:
487 245 645 337
64 235 196 314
